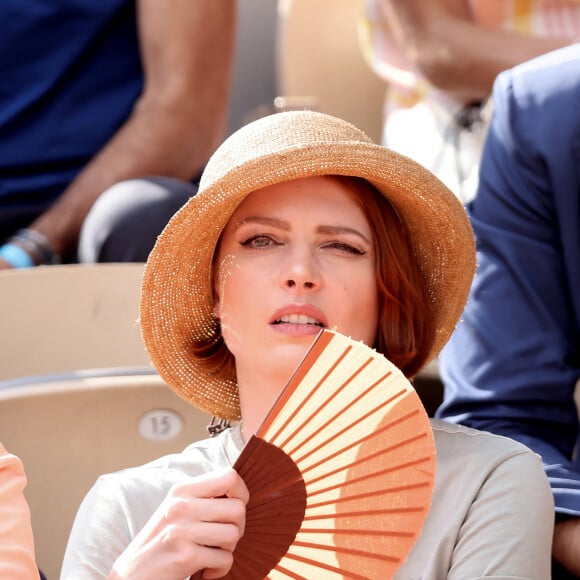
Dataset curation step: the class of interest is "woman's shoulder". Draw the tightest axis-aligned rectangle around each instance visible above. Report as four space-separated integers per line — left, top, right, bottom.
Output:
429 418 544 469
428 418 552 518
97 426 244 490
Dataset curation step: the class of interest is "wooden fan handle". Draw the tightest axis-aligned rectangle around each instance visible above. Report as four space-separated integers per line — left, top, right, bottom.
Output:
188 437 306 580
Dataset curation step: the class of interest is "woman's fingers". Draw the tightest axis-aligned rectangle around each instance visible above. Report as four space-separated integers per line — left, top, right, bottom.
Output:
110 469 249 579
177 468 250 504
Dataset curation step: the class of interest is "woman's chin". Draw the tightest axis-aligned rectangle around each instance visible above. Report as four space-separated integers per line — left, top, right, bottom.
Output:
235 335 320 391
275 341 317 380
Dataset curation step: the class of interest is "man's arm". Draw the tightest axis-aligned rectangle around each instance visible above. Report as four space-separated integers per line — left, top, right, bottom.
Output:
376 0 574 102
27 0 235 259
553 519 580 576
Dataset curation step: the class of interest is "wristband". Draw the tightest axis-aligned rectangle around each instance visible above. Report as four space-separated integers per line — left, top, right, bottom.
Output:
9 228 61 265
0 243 35 268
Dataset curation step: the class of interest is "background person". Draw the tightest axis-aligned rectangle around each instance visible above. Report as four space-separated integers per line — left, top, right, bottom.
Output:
0 0 235 268
0 443 41 579
437 44 580 577
362 0 580 202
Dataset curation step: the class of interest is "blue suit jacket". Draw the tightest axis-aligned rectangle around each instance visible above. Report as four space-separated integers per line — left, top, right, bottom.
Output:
438 44 580 517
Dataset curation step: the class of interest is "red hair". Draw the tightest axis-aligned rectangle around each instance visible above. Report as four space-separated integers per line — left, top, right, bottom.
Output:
333 176 435 377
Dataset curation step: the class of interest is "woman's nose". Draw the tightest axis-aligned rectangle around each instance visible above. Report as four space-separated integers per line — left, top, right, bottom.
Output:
281 249 320 291
285 278 316 289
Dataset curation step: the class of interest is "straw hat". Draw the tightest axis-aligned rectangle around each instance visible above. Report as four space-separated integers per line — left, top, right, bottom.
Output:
140 110 475 421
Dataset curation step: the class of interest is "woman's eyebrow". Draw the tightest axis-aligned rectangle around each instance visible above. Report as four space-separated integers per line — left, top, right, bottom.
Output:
235 216 289 230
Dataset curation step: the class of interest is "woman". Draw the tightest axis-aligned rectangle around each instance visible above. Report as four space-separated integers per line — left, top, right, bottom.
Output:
61 111 554 579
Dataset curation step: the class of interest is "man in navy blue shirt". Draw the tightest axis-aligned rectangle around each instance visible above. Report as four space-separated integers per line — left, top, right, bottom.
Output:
438 44 580 576
0 1 235 267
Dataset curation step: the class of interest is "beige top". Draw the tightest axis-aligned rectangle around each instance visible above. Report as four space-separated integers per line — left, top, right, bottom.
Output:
61 420 554 579
0 443 40 579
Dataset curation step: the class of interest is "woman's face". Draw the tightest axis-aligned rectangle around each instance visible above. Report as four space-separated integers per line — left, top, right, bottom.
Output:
214 176 379 387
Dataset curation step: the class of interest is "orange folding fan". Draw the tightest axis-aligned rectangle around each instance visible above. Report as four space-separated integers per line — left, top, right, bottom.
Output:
224 329 436 579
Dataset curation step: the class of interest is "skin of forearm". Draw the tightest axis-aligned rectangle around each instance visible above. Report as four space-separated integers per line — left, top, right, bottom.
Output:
379 1 574 103
553 518 580 575
24 0 236 260
410 21 573 102
30 77 231 258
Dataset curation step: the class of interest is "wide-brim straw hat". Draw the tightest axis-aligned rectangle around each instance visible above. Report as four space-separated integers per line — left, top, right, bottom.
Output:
140 110 475 421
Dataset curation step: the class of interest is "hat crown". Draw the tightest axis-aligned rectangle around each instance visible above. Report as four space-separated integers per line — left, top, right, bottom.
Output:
199 111 373 193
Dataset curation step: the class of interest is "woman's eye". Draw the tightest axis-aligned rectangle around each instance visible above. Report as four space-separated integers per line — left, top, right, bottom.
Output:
324 241 365 255
240 235 279 249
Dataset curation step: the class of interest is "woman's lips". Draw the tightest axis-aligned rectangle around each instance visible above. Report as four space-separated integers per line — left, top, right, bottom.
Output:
270 305 328 335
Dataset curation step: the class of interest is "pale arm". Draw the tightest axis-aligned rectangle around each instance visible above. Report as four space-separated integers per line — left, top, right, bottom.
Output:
0 444 40 579
377 0 574 102
27 0 235 259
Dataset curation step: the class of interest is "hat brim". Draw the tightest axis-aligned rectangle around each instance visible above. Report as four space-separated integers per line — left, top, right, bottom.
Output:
140 113 475 421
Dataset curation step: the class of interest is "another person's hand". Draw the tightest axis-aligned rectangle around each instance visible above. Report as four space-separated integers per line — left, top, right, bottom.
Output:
109 468 248 580
0 230 57 269
553 518 580 576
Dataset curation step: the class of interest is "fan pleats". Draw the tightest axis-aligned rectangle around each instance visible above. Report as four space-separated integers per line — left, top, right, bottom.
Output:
224 329 436 579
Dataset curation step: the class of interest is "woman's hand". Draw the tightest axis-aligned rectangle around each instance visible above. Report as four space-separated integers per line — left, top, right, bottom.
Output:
109 468 248 580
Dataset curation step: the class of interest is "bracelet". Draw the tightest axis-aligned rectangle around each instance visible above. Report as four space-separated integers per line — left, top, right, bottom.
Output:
0 243 35 268
9 228 61 265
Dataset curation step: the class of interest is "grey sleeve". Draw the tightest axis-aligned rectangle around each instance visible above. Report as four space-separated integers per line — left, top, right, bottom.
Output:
448 450 554 580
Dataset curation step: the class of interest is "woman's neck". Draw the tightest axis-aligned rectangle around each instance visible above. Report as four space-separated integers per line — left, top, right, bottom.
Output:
239 388 280 440
237 368 290 440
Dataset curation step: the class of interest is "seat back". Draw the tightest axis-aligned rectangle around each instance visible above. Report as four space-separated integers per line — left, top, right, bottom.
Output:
227 0 278 133
276 0 385 143
0 263 213 577
0 263 150 381
0 371 212 579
